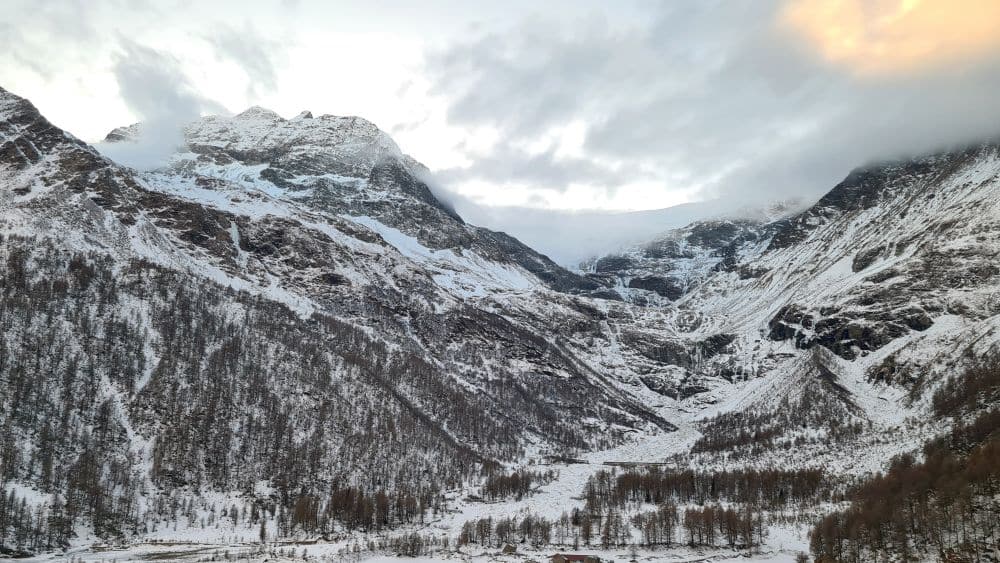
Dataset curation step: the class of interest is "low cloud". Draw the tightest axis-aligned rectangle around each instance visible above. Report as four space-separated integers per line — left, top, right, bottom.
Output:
95 39 225 170
434 143 642 191
419 166 776 265
456 199 730 266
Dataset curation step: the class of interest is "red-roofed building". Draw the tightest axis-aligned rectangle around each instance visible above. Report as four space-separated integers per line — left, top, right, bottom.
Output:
550 554 601 563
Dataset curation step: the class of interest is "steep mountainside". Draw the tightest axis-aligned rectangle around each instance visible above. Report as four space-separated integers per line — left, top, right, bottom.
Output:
579 201 804 306
106 109 599 294
581 148 1000 413
690 144 1000 367
580 219 766 305
0 86 673 545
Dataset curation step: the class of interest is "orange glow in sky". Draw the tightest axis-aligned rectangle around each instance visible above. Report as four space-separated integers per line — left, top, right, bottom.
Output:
781 0 1000 74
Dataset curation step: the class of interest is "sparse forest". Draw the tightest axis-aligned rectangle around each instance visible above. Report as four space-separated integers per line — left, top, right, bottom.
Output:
457 500 768 551
692 359 868 458
455 465 832 553
479 468 557 501
0 236 592 552
583 467 832 511
811 360 1000 562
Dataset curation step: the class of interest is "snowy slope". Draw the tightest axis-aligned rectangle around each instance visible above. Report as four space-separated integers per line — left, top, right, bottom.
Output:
0 85 675 535
572 142 1000 477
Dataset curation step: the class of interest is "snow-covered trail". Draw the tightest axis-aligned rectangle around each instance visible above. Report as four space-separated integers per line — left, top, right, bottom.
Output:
432 421 702 534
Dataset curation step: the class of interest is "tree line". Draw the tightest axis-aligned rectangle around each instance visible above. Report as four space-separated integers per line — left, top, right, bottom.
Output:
457 504 767 551
286 485 438 534
680 505 765 549
479 469 557 501
811 359 1000 562
631 502 767 550
0 489 72 555
583 466 832 511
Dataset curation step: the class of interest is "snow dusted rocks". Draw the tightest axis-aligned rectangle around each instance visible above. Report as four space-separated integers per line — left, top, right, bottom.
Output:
585 144 1000 374
581 218 768 305
105 104 600 294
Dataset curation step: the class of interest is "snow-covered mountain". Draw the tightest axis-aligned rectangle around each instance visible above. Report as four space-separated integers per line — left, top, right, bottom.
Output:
105 106 601 295
3 84 1000 558
0 85 672 541
583 149 1000 401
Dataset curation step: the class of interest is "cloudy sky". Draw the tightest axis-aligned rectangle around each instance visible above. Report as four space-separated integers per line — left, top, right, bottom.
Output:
3 0 1000 260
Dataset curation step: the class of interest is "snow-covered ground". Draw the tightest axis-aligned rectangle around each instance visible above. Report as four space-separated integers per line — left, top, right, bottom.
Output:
25 542 812 563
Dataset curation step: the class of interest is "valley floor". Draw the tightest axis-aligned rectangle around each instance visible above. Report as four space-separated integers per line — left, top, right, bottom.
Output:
18 428 820 563
14 367 932 563
22 531 811 563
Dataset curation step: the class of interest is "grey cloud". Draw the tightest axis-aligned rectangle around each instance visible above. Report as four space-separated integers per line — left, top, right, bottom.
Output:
390 112 432 135
435 143 646 191
424 0 1000 212
95 39 225 170
205 22 287 98
0 23 48 78
0 0 102 80
428 14 645 140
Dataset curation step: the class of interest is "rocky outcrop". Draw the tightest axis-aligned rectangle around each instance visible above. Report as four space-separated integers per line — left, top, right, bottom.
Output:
627 275 684 300
582 219 765 303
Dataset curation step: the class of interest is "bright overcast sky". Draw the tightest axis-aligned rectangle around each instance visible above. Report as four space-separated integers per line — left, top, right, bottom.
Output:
3 0 1000 221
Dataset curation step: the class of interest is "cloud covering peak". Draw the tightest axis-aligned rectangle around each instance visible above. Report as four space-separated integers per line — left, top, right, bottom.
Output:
94 39 226 170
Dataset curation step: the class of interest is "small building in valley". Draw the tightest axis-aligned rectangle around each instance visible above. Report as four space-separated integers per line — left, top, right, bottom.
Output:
551 554 601 563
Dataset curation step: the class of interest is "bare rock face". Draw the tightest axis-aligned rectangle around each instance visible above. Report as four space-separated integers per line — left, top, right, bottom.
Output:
627 275 684 300
581 218 766 305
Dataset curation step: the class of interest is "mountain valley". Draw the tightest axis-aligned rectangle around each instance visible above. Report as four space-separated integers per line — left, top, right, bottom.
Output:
2 85 999 562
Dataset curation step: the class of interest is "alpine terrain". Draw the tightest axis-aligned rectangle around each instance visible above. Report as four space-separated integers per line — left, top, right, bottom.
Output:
2 85 999 562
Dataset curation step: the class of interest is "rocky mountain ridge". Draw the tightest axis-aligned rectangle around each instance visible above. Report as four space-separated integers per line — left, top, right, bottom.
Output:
106 105 600 294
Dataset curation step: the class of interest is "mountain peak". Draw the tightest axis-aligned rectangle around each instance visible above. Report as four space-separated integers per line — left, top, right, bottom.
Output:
103 123 141 143
234 105 284 121
0 86 42 124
